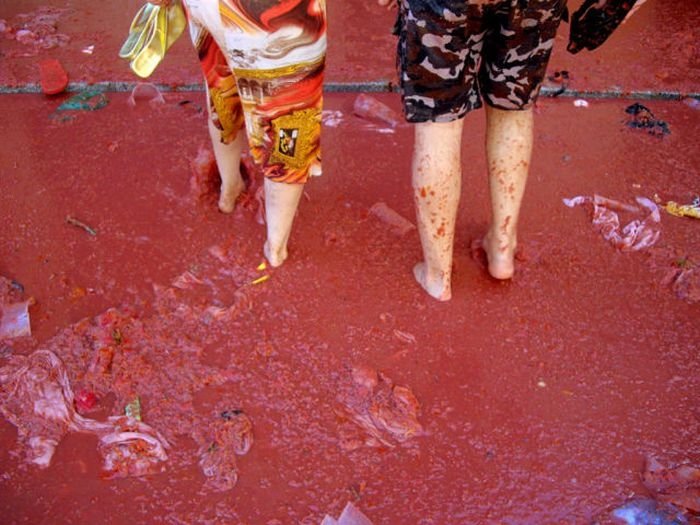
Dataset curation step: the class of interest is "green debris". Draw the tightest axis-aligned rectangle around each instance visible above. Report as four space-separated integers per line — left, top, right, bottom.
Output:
125 397 142 421
57 88 109 111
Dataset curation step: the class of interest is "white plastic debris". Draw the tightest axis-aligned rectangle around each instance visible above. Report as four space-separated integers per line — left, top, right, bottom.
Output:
127 82 165 107
321 502 374 525
322 110 344 128
563 194 661 251
0 301 32 339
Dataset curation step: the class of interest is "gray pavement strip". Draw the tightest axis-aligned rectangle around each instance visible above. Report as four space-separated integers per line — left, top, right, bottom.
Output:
1 81 698 101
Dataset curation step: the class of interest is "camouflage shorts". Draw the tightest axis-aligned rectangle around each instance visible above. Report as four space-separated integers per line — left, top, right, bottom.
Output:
395 0 567 122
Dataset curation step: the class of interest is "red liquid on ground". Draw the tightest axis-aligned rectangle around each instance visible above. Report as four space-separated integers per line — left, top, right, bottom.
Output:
0 91 698 523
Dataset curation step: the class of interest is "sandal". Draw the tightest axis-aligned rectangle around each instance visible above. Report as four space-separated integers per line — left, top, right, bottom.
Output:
165 2 187 51
130 6 168 78
118 3 160 60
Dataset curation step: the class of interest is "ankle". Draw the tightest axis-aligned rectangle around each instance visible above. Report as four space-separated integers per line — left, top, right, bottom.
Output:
264 240 288 267
414 262 451 301
485 227 517 255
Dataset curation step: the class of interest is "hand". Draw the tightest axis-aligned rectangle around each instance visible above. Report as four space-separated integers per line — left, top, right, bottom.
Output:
377 0 397 10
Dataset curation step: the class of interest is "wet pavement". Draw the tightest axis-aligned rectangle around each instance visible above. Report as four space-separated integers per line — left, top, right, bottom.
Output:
1 1 699 524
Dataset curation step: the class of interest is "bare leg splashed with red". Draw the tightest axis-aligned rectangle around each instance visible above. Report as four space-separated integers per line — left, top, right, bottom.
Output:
388 0 566 299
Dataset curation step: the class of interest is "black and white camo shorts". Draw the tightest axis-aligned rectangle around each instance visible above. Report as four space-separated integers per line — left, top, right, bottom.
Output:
395 0 568 122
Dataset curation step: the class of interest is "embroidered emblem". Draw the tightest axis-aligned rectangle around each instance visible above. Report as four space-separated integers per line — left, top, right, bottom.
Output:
270 108 319 169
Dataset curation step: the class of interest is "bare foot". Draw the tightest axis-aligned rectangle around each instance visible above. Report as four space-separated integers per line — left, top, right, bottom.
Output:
413 262 451 301
218 179 245 214
483 231 516 280
263 240 288 268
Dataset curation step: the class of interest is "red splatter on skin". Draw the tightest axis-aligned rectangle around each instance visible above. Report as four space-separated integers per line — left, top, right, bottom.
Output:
501 215 512 234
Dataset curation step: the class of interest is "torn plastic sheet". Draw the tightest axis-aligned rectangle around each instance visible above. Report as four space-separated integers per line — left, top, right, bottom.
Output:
611 498 689 525
643 457 700 513
198 410 254 492
322 110 344 128
100 416 169 479
671 267 700 304
608 457 700 523
321 502 374 525
352 94 399 129
0 349 169 476
336 365 423 451
1 7 70 57
0 265 251 490
171 270 205 290
563 194 661 251
0 300 32 339
369 202 416 237
127 82 165 108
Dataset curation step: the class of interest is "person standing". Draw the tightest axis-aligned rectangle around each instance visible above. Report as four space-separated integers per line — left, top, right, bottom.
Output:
380 0 567 300
152 0 326 267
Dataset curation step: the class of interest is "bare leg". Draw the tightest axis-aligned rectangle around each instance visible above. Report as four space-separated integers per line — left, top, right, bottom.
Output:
412 119 464 301
483 106 534 279
263 178 304 267
207 119 245 213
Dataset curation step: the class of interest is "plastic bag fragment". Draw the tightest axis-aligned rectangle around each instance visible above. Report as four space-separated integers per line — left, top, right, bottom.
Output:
198 409 254 492
321 501 374 525
0 301 32 339
1 7 70 57
611 498 689 525
353 94 400 128
369 202 416 236
127 82 165 107
336 365 423 450
563 194 661 251
99 416 170 479
643 457 700 513
322 110 344 127
0 349 169 476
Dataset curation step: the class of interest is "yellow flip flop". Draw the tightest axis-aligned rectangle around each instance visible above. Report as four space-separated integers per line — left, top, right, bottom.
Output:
130 6 168 78
165 2 187 51
118 3 160 60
